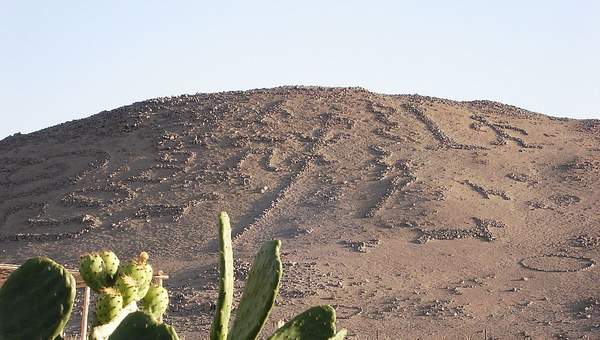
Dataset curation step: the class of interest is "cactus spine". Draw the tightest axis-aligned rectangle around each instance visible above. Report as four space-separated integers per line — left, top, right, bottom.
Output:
227 240 283 340
108 311 179 340
209 211 234 340
0 257 76 340
267 305 346 340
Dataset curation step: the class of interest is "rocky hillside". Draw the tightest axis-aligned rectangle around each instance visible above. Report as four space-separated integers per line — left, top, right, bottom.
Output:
1 86 599 338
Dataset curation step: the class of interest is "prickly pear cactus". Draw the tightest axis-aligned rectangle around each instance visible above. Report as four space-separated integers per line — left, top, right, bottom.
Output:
139 283 169 321
227 240 282 340
267 305 346 340
115 274 139 306
0 257 76 340
80 253 109 293
329 329 348 340
210 211 234 340
108 311 179 340
118 251 153 300
95 287 124 324
90 301 138 340
99 250 120 281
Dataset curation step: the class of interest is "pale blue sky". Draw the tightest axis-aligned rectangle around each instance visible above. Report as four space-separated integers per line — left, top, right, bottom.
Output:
1 1 599 139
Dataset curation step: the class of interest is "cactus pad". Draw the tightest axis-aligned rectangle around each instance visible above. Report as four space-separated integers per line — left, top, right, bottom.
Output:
267 305 345 340
95 287 124 324
0 257 76 340
108 311 179 340
115 274 139 306
210 211 234 340
118 251 153 300
99 250 120 281
227 240 282 340
80 252 109 292
329 329 348 340
139 284 169 321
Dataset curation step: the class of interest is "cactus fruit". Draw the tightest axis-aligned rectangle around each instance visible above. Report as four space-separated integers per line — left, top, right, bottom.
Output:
115 274 139 306
95 287 124 324
100 250 120 281
227 240 283 340
80 252 109 292
267 305 346 340
139 283 169 321
108 311 179 340
209 211 234 340
0 257 76 340
118 251 153 300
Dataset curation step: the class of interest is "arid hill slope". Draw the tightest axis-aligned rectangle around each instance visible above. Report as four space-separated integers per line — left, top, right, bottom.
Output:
1 86 599 338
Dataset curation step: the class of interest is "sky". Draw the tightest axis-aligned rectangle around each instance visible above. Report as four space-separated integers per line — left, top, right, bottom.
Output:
0 1 599 139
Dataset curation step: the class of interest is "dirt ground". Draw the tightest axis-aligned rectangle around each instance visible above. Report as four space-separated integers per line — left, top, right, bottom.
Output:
1 86 599 339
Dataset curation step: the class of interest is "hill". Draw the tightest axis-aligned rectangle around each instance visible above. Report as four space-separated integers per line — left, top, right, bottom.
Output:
1 86 599 338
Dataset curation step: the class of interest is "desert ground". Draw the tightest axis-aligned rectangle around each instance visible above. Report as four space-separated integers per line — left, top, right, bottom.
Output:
1 86 599 339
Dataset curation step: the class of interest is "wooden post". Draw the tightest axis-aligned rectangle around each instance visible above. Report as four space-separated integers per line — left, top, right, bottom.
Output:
80 286 91 340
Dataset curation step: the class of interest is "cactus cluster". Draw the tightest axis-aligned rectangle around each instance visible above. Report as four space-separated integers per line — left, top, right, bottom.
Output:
102 211 347 340
78 250 176 339
0 211 348 340
208 211 347 340
0 257 76 340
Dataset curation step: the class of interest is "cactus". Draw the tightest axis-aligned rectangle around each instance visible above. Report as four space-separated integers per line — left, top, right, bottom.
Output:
115 274 139 306
0 257 76 340
95 287 124 324
90 301 138 340
80 252 110 292
329 329 348 340
139 283 169 321
108 311 179 340
228 240 283 340
209 211 234 340
100 250 120 282
90 212 346 339
118 251 153 300
267 305 346 340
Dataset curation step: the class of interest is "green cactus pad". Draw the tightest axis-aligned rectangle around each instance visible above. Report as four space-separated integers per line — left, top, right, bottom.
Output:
267 305 343 340
99 250 120 281
0 257 76 340
210 211 234 340
329 329 348 340
90 301 138 340
227 240 282 340
140 284 169 321
80 253 109 292
95 287 124 324
108 311 179 340
118 252 153 300
115 274 139 306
